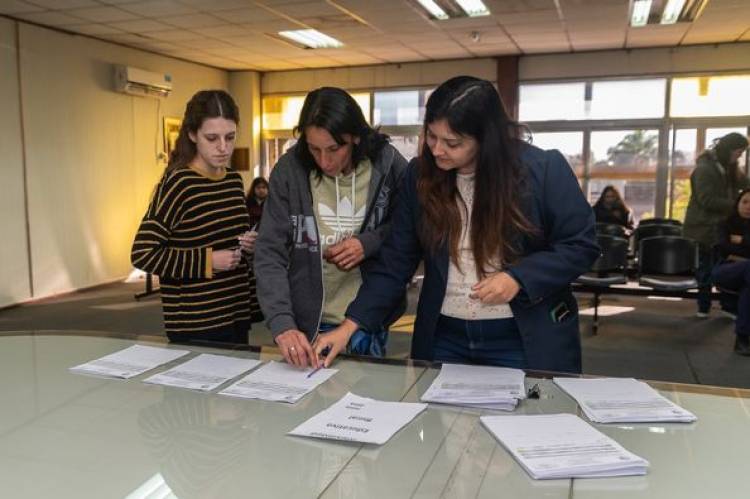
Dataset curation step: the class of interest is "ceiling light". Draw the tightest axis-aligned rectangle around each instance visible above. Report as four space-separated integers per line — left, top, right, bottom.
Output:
661 0 686 24
415 0 449 20
630 0 652 27
278 29 343 49
455 0 490 17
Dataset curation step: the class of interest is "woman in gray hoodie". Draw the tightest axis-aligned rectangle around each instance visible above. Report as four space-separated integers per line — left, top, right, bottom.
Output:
254 87 408 368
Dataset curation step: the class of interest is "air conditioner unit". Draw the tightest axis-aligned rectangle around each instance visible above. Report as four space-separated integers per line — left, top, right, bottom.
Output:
114 65 172 98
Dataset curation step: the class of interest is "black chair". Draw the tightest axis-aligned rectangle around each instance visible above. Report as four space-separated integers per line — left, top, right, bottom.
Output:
633 224 683 255
638 218 682 227
595 222 627 238
638 236 698 291
576 235 629 334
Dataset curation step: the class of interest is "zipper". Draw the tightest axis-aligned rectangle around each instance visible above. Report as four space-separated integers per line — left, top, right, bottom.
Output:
309 189 325 346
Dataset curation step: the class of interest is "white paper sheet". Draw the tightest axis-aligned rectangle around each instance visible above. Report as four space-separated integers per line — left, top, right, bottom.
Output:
421 363 526 411
142 354 262 391
288 392 427 445
554 377 697 423
219 360 337 403
69 345 190 379
481 413 649 479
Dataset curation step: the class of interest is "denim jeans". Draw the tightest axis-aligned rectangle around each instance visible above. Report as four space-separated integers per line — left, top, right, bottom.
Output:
319 323 388 357
432 314 527 368
712 260 750 337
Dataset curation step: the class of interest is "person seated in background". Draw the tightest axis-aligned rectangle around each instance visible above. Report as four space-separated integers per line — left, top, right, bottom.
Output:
254 87 408 368
592 185 634 231
712 188 750 356
245 176 269 230
684 132 750 318
313 76 598 373
131 90 255 344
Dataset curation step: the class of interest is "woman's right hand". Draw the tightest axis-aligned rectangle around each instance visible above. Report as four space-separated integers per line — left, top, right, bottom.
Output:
212 249 241 272
313 319 358 368
275 329 317 368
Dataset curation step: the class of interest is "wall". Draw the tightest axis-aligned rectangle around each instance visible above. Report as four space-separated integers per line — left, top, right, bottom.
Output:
0 18 31 306
519 42 750 81
261 57 497 94
228 71 262 182
0 19 242 306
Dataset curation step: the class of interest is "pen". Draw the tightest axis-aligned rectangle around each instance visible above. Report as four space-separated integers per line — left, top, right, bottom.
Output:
307 346 331 378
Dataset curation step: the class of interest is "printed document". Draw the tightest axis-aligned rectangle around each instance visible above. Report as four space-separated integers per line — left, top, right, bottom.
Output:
69 344 190 379
554 377 697 423
143 354 262 391
288 392 427 445
421 363 526 411
219 360 337 403
481 413 649 479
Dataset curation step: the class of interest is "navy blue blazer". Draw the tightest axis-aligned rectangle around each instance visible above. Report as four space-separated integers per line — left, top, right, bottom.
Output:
346 143 599 373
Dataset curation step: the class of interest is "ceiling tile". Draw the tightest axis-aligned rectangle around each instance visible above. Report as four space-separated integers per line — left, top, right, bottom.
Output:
29 0 97 8
118 0 197 17
65 23 127 35
212 7 282 24
144 29 204 41
175 0 255 10
162 13 227 29
15 11 86 26
68 6 140 23
108 18 173 33
0 1 44 14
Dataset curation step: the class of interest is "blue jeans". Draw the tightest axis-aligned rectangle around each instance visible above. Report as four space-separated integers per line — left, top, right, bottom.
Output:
319 323 388 357
712 260 750 337
432 315 527 368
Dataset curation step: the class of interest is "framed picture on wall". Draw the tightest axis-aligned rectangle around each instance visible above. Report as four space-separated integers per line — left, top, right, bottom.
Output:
163 117 182 161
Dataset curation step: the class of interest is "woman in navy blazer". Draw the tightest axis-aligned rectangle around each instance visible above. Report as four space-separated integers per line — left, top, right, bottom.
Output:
312 76 598 373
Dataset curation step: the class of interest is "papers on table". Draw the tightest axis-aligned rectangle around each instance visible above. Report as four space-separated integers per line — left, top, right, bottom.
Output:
69 345 190 379
421 363 526 411
288 392 427 445
143 354 262 391
481 413 649 479
554 377 697 423
219 360 337 403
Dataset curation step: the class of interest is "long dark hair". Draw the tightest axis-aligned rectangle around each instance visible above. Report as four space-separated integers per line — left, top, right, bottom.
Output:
294 87 388 178
417 76 535 277
714 132 748 167
166 90 239 173
594 185 630 213
247 177 269 203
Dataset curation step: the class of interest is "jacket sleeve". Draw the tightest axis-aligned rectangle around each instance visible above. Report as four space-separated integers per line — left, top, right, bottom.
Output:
253 161 298 338
691 161 734 215
347 161 422 333
355 147 410 259
131 173 212 280
505 150 599 305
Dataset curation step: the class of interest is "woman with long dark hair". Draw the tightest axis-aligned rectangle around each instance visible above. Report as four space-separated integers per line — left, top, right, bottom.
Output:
131 90 255 344
246 176 269 229
593 185 634 230
684 132 750 317
254 87 408 367
712 188 750 355
313 76 598 372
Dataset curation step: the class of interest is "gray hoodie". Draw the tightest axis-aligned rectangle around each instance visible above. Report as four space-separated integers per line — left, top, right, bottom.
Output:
254 143 409 341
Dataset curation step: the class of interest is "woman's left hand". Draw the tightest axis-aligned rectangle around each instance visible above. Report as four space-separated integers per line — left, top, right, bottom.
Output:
324 237 365 270
470 272 521 304
313 319 358 368
238 230 257 254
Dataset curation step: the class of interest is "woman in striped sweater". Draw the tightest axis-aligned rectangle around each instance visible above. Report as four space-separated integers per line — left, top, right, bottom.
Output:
131 90 255 344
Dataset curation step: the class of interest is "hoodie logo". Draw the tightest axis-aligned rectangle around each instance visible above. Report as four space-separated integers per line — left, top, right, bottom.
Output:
318 197 365 247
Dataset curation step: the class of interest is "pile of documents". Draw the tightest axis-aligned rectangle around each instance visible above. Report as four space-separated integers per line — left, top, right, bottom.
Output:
421 363 526 411
69 344 189 379
554 377 697 423
220 360 337 404
481 413 649 479
288 392 427 445
143 354 261 391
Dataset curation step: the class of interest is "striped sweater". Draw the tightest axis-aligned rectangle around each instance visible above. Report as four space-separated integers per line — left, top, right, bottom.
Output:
131 167 254 335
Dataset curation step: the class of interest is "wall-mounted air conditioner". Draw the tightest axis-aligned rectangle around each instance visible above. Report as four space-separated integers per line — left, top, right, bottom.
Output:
114 65 172 98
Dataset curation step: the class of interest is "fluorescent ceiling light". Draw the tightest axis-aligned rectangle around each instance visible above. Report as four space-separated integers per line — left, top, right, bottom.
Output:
630 0 652 27
661 0 686 24
455 0 490 17
278 29 343 48
415 0 449 20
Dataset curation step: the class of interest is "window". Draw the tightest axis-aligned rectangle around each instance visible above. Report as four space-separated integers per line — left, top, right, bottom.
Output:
519 83 586 121
262 92 371 131
589 79 666 119
531 132 584 175
670 75 750 117
373 89 431 126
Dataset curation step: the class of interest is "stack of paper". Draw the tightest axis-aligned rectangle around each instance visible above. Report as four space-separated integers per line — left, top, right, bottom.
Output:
143 354 262 391
554 377 697 423
288 392 427 445
481 413 649 479
421 363 526 411
69 345 190 379
219 360 337 403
